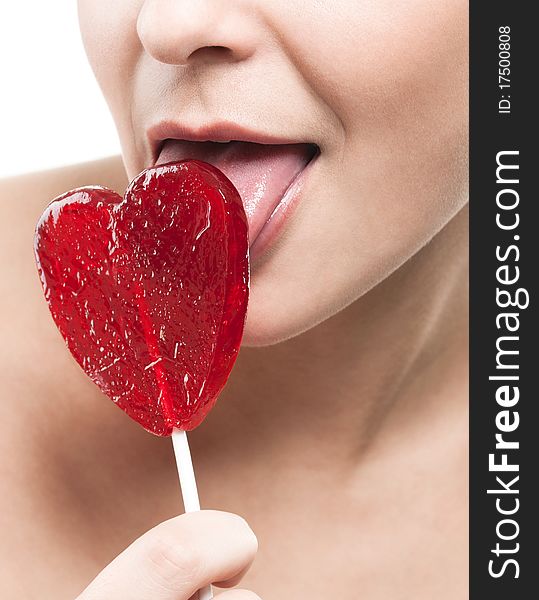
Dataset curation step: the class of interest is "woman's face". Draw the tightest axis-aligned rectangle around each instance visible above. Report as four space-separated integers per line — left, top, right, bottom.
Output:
78 0 468 346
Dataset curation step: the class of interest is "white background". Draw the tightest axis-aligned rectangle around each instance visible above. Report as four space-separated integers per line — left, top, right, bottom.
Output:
0 3 121 178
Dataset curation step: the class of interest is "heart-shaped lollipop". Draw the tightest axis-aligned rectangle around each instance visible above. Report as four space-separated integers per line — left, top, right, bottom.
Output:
34 160 249 435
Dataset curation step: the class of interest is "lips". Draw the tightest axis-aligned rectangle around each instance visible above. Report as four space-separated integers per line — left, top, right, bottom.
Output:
156 140 316 247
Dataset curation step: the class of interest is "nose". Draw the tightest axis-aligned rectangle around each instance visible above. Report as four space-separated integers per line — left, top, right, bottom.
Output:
137 0 257 66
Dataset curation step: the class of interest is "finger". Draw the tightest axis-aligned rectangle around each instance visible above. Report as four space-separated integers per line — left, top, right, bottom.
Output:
78 510 258 600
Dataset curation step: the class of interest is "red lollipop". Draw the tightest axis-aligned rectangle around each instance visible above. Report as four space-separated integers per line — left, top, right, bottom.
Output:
34 160 249 435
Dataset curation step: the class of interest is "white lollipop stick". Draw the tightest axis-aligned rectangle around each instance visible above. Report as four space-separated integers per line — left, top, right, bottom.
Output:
172 428 213 600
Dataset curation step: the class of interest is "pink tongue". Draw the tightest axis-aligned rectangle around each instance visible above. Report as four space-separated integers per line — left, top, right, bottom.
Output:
158 141 313 243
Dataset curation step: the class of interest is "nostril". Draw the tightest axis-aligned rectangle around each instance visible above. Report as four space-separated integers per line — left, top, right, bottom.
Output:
187 45 235 64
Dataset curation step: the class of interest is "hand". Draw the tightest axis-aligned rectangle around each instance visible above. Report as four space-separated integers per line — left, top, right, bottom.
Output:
77 510 260 600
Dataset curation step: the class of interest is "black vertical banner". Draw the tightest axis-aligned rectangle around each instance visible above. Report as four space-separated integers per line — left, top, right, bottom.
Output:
470 2 537 598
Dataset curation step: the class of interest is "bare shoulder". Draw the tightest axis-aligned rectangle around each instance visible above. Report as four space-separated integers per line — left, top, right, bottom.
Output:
0 155 128 257
0 155 128 208
0 156 127 599
0 154 128 284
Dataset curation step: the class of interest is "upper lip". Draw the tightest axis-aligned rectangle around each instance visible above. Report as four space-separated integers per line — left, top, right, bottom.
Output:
147 120 313 166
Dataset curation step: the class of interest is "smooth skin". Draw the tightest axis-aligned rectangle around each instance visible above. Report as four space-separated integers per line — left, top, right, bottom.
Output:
0 0 468 598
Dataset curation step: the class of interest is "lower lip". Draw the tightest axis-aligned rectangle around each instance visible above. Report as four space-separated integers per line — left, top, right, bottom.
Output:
249 155 316 265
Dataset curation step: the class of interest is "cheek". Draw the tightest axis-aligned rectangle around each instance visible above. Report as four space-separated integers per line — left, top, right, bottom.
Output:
299 0 469 238
78 1 142 150
78 1 140 72
275 0 469 220
282 0 468 123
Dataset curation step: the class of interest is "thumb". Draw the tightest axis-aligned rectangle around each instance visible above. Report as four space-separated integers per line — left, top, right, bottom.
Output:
77 511 258 600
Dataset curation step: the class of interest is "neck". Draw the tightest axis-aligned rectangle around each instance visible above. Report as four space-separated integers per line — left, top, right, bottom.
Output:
193 207 468 471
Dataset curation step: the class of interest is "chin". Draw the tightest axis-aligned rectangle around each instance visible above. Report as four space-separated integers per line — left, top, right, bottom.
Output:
241 308 298 348
240 280 346 347
241 294 315 347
